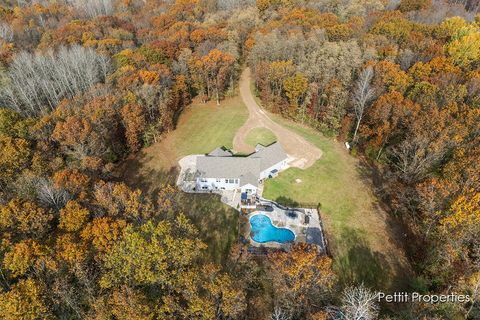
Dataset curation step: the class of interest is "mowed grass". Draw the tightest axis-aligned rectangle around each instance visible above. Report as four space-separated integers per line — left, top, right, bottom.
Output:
263 114 411 291
121 96 248 264
245 127 277 147
137 96 248 171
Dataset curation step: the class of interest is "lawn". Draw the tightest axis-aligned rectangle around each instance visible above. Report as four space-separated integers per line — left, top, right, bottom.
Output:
120 96 248 264
133 96 249 171
262 116 411 290
245 127 277 147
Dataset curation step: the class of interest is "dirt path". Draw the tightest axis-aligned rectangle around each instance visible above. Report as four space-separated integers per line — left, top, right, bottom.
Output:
233 68 322 169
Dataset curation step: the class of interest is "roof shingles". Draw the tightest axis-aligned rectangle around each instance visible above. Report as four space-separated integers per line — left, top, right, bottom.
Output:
196 142 287 187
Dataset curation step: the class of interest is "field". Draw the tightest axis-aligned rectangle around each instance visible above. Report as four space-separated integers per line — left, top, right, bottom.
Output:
245 127 277 147
120 96 248 263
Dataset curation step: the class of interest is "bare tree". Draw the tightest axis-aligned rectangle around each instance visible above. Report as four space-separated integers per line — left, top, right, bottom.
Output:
67 0 114 18
352 66 374 143
1 45 110 116
0 23 13 42
36 177 71 209
216 0 255 11
270 306 290 320
388 136 446 184
340 284 379 320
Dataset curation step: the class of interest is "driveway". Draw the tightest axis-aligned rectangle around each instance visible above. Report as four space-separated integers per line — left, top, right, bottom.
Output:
233 68 322 169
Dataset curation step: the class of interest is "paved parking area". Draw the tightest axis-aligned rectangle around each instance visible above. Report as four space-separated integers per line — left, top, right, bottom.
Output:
176 154 200 192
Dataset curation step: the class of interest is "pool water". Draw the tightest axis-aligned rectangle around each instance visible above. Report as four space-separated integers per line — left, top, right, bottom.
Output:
249 214 295 243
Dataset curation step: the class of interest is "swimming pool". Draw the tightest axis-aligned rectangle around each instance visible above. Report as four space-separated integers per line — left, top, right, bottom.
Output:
249 214 295 243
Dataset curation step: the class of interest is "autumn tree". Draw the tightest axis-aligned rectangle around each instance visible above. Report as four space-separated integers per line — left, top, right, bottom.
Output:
52 95 122 166
282 72 308 114
81 217 127 253
192 49 236 104
0 198 53 239
59 200 90 232
121 103 146 152
93 181 153 221
0 278 51 320
0 135 32 188
398 0 432 12
361 91 419 159
268 243 336 317
99 216 206 288
0 108 32 139
3 240 45 277
268 60 295 97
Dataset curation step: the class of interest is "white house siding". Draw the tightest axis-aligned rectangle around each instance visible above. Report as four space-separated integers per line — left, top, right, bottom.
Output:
259 160 287 180
240 183 258 194
196 177 240 191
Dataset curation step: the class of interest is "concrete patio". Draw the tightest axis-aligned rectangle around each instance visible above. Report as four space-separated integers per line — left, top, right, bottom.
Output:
246 203 326 252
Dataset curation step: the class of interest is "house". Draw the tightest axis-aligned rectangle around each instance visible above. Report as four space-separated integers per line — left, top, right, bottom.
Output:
195 142 288 195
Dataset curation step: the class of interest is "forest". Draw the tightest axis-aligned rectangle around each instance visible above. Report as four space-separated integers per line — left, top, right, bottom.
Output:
0 0 478 319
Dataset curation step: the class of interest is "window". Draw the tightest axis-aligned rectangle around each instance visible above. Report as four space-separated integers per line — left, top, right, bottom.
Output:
216 178 221 183
225 179 229 183
229 179 234 183
234 179 238 184
200 178 207 182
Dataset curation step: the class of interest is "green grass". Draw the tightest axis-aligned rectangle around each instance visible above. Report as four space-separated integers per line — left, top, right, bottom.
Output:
245 127 277 147
122 96 248 264
129 96 249 172
262 113 410 290
173 96 248 157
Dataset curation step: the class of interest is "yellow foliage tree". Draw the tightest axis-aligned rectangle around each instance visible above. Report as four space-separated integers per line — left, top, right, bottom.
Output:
0 135 31 186
0 278 50 320
441 190 480 229
59 200 90 232
282 72 308 111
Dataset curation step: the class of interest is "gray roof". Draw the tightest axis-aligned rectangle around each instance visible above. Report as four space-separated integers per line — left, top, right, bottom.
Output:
251 142 287 171
197 156 261 179
197 142 287 187
240 171 258 187
255 144 265 152
207 147 232 157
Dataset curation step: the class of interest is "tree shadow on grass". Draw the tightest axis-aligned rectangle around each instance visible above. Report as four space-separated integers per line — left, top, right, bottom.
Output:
354 159 414 290
335 228 390 290
116 159 240 266
178 192 239 265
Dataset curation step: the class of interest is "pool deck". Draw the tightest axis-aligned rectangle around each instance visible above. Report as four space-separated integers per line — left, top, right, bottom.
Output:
246 205 326 252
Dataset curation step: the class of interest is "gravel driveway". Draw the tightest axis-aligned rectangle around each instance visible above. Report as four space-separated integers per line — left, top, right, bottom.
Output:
233 68 322 169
